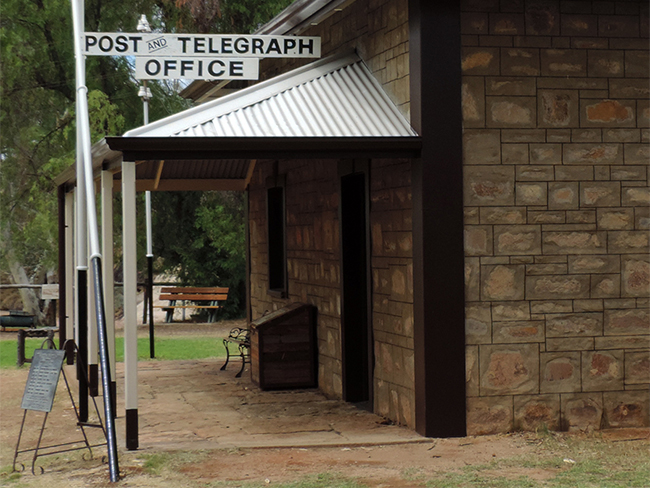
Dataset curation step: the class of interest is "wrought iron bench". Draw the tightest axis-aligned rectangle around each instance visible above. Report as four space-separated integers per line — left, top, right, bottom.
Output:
220 327 250 378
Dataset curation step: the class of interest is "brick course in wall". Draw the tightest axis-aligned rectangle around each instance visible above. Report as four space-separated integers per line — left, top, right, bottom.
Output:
461 0 649 434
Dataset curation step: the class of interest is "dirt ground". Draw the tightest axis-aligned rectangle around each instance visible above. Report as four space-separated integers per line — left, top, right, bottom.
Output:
1 320 648 488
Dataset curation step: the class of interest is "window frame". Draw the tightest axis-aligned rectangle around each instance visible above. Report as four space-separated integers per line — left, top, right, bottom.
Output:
266 173 287 298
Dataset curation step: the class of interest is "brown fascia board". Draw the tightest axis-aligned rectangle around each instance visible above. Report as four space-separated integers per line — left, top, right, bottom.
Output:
179 80 222 100
105 136 422 161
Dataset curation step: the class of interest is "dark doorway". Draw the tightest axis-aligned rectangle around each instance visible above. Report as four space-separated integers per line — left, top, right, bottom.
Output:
340 169 372 405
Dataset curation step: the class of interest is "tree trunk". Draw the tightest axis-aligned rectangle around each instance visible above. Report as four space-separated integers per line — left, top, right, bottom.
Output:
6 250 46 325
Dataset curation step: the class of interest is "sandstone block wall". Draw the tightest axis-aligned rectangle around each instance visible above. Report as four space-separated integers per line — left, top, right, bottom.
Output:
370 158 415 426
249 0 415 427
261 0 410 116
461 0 649 434
249 160 344 396
248 157 415 426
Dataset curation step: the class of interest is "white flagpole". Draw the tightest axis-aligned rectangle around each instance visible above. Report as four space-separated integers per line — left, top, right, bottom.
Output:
70 0 119 481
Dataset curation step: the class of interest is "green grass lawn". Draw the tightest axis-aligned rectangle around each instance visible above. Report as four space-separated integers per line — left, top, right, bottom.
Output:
424 434 650 488
0 336 227 369
113 337 227 362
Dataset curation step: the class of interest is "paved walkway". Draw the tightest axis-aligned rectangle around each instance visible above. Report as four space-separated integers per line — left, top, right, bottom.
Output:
114 359 426 451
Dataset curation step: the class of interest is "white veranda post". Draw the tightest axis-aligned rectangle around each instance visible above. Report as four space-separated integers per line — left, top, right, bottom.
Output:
121 160 139 450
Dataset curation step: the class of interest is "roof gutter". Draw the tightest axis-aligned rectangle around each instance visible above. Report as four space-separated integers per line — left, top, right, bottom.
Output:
257 0 355 35
54 138 123 188
106 135 421 161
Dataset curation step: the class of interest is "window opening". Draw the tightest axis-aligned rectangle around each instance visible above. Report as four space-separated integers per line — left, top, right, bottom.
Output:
266 174 287 297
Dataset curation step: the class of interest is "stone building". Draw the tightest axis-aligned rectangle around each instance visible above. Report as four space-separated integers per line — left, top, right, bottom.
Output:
58 0 649 443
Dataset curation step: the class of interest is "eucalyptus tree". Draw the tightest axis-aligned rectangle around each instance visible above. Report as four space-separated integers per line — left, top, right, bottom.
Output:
0 0 291 320
0 0 186 319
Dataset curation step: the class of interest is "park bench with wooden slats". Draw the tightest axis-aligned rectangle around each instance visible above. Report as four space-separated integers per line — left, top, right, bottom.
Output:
155 287 229 323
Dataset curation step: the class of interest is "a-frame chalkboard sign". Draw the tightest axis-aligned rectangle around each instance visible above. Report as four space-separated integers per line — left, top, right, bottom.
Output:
13 344 108 475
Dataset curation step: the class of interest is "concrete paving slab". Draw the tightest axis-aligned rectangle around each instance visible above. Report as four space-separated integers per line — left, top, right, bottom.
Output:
113 358 426 451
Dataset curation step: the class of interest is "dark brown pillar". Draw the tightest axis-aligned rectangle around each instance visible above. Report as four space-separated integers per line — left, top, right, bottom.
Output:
57 185 67 347
410 0 467 437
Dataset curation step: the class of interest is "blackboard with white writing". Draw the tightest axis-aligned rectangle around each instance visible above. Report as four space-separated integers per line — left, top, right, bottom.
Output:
20 349 65 412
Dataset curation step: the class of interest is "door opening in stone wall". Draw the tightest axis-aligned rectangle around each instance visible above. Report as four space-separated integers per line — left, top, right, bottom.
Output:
340 170 373 407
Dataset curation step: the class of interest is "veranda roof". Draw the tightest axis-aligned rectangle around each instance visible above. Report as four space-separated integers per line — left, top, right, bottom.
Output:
57 51 420 192
122 51 416 139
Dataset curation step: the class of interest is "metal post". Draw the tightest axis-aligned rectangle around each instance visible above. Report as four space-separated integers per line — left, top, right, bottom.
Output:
75 80 89 424
90 257 119 470
145 184 154 359
58 186 67 348
71 0 119 480
138 14 156 359
147 254 154 358
144 112 155 359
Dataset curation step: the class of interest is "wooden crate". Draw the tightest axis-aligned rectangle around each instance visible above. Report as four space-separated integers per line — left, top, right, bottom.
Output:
250 303 317 390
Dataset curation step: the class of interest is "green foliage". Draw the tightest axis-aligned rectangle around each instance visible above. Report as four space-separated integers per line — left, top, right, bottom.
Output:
1 0 290 319
87 90 126 139
220 0 294 33
152 191 246 318
175 0 293 33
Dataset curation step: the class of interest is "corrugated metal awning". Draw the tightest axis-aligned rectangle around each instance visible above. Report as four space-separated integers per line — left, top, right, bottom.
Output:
98 51 421 192
123 52 416 139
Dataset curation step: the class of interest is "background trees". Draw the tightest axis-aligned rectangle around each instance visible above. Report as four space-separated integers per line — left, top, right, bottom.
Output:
152 191 246 318
1 0 291 321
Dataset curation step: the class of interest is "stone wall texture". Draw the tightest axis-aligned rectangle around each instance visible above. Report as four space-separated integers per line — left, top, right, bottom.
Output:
249 0 415 428
461 0 649 434
249 0 647 435
260 0 410 117
248 157 415 427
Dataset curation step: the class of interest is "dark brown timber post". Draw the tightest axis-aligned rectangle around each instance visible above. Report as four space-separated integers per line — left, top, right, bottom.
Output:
58 185 67 348
410 0 467 437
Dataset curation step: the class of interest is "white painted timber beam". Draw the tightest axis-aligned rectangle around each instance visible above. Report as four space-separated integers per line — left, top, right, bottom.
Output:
122 160 139 450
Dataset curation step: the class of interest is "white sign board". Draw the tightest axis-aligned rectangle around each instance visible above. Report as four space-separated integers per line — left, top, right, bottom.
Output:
84 33 321 58
135 57 259 80
41 284 60 300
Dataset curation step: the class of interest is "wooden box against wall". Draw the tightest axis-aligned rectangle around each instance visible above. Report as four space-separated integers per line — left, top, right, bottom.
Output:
250 303 317 390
